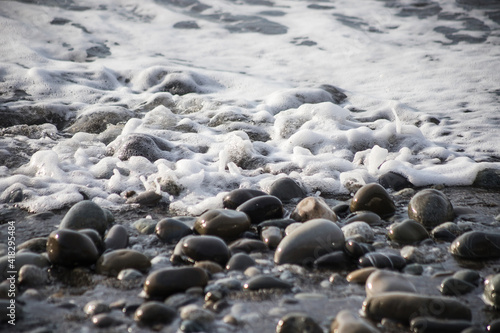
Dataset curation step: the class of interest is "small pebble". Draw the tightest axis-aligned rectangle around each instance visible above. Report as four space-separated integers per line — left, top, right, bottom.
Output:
350 183 396 218
134 301 177 326
290 196 337 222
276 312 323 333
408 189 454 228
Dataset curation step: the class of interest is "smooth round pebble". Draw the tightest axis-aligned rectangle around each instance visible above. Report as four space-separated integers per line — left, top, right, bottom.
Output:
484 274 500 308
431 222 461 242
350 183 396 218
290 196 337 222
47 229 99 267
359 252 406 270
378 171 413 191
59 200 108 236
155 217 192 243
365 270 417 297
104 224 128 250
330 309 379 333
143 267 208 299
345 211 382 225
344 240 374 259
276 312 323 333
243 275 292 291
79 228 105 253
410 317 473 333
194 209 250 240
229 238 268 254
117 268 143 281
269 177 306 203
439 277 476 296
342 221 374 243
388 219 429 244
261 226 282 249
314 251 355 271
92 313 122 328
173 235 231 266
18 264 48 287
223 188 267 209
134 301 177 326
84 300 110 316
236 195 284 224
346 267 378 284
226 252 256 271
450 231 500 259
408 189 454 228
132 218 157 234
194 260 224 274
274 218 345 266
96 249 151 276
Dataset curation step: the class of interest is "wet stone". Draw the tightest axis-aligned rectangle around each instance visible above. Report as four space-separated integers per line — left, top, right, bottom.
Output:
223 188 267 209
330 310 379 333
450 231 500 259
342 221 374 243
59 200 109 236
92 313 123 328
110 133 173 162
18 237 47 253
79 228 105 253
194 260 224 274
47 229 100 267
132 218 157 234
276 312 323 333
314 251 355 271
143 267 208 300
258 218 296 232
453 269 481 286
243 275 292 291
84 300 110 316
0 252 49 279
388 219 429 244
18 264 48 287
96 249 151 277
268 177 306 203
473 168 500 188
194 209 250 240
365 270 417 297
226 252 256 271
134 301 177 327
126 190 163 207
431 222 462 241
290 196 337 222
274 218 345 266
344 240 374 259
345 211 382 226
378 171 413 191
173 235 231 266
362 292 472 324
439 277 476 296
484 274 500 308
117 268 143 281
104 224 128 250
408 189 454 228
155 217 192 243
236 194 284 224
229 238 269 254
359 252 406 270
350 183 396 218
410 317 473 333
260 225 282 249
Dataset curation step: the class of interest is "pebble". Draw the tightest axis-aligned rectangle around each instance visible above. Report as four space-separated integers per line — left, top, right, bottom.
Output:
91 313 123 328
330 309 379 333
431 222 462 242
260 226 282 249
155 217 192 243
362 292 472 324
258 218 297 231
408 189 454 228
344 240 374 259
84 300 110 316
132 218 157 234
18 264 48 287
359 252 406 270
79 228 105 253
96 249 151 277
0 252 50 279
388 219 429 244
104 224 128 250
483 274 500 308
126 190 163 206
345 211 382 226
228 238 269 254
365 270 417 297
143 267 208 300
223 188 268 209
236 194 284 224
194 209 250 240
285 222 303 236
18 237 47 253
269 177 306 203
350 183 396 218
111 133 172 162
290 196 337 222
194 260 224 274
276 312 323 333
172 235 231 266
117 268 143 281
439 277 476 296
342 221 374 243
410 317 473 333
274 218 345 266
47 229 100 267
134 301 177 326
346 267 378 284
226 252 256 271
314 251 356 271
59 200 109 236
180 304 214 323
243 275 292 291
453 269 481 286
450 231 500 259
378 171 413 191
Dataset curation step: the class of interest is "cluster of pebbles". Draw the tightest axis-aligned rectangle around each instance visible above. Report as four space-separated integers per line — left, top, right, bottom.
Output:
1 178 500 332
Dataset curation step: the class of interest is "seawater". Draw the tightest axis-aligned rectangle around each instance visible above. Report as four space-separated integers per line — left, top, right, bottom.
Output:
0 0 499 214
